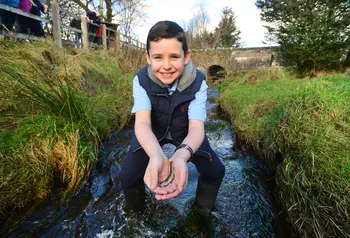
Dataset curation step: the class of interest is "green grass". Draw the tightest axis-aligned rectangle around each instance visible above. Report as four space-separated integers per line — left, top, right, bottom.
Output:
219 69 307 167
205 120 228 131
0 40 136 214
218 68 350 237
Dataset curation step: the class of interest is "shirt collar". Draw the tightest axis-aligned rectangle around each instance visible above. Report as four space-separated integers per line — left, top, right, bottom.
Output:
165 78 178 95
169 78 178 92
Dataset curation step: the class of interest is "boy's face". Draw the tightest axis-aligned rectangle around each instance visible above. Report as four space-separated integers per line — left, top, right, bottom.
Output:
146 38 191 85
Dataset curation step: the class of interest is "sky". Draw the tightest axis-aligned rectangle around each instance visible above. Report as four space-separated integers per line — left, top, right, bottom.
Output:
133 0 271 48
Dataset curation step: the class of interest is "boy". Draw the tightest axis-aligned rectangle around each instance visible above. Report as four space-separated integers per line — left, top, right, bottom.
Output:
120 21 225 217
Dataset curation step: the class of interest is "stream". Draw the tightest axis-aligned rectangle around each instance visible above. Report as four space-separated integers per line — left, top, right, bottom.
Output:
2 86 284 237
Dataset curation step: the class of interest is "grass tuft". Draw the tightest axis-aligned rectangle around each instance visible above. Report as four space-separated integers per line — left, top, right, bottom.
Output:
0 40 137 214
243 67 289 85
219 69 350 237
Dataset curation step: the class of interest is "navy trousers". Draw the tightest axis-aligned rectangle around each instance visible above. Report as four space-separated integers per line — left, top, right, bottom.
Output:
120 140 225 190
0 10 16 31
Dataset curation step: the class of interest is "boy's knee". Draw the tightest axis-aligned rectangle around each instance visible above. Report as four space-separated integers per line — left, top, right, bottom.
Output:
120 153 134 189
209 152 225 183
213 162 225 185
201 161 225 187
120 149 148 190
219 162 226 180
120 166 141 190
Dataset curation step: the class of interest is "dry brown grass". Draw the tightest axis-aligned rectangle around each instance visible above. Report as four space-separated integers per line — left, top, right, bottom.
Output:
0 139 54 213
252 99 278 117
114 46 147 73
53 130 91 191
243 67 286 85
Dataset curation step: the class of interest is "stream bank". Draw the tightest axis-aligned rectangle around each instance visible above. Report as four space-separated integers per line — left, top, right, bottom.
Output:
2 86 286 237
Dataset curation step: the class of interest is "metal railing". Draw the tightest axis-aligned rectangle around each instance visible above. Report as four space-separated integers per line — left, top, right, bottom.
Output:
0 2 51 41
0 1 146 50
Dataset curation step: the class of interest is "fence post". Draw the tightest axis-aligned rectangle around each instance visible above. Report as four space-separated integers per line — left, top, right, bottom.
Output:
81 16 88 49
116 30 120 50
127 35 131 48
51 0 62 48
102 24 107 49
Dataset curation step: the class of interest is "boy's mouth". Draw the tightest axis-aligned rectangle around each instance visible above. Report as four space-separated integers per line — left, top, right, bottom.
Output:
160 72 175 78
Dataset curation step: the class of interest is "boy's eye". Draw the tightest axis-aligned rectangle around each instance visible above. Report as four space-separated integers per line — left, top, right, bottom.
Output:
171 55 180 59
153 56 162 59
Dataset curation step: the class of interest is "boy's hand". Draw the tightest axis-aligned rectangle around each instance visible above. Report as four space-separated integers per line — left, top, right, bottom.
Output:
144 156 177 195
155 150 190 200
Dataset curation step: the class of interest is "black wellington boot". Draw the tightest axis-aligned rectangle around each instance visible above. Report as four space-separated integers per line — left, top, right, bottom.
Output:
123 183 145 212
194 176 220 217
182 201 214 237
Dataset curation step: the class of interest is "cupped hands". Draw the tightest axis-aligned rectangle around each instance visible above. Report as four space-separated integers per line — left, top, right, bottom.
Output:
155 149 190 200
143 155 177 195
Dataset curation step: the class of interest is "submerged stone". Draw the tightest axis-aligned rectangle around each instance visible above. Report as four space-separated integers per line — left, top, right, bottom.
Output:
90 173 111 198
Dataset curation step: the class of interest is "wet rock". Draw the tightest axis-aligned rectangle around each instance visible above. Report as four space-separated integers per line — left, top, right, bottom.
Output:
90 173 111 198
110 162 122 184
206 120 237 160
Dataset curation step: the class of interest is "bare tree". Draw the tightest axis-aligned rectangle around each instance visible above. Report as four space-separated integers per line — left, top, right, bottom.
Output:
67 0 90 11
58 0 146 38
112 0 146 37
193 3 209 36
185 3 216 49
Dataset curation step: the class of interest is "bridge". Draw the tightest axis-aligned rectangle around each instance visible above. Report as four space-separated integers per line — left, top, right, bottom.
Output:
191 46 278 79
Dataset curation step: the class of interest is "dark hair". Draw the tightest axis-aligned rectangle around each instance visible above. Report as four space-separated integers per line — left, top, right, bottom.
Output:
146 21 189 54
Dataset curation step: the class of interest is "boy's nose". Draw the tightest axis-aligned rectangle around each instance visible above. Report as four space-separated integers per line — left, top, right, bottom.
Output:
163 59 171 70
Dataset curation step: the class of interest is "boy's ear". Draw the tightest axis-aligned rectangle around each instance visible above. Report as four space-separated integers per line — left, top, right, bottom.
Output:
184 50 191 65
145 51 151 65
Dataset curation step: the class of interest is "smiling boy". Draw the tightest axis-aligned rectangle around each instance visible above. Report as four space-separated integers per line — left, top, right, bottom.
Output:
120 21 225 217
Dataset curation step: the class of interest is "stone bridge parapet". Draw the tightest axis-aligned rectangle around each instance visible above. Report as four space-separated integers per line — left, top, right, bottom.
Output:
191 46 278 78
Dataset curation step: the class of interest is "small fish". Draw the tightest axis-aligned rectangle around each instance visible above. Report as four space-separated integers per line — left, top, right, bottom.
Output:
159 161 174 187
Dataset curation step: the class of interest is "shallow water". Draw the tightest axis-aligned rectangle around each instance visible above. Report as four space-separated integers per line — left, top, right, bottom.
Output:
1 87 283 237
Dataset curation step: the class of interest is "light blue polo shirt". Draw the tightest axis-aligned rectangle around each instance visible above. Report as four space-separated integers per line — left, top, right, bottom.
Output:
131 76 208 121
